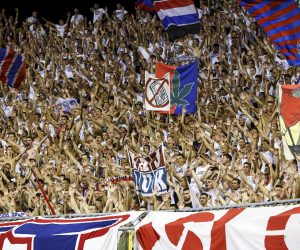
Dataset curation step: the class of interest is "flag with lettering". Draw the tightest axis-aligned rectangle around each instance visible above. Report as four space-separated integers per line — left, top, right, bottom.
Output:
128 145 167 196
156 61 198 114
154 0 200 41
238 0 300 66
0 48 26 88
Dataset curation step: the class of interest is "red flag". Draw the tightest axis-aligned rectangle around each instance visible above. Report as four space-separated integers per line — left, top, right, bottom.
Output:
280 85 300 128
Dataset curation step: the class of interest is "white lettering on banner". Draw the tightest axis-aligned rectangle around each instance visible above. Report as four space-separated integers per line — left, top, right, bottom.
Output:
154 169 167 191
141 173 154 193
136 205 300 250
133 171 140 192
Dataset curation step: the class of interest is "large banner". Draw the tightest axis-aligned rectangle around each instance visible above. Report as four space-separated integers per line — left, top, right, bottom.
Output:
128 145 168 196
0 212 142 250
136 205 300 250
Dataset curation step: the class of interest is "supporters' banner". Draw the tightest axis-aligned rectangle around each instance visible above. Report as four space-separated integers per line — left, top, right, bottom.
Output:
154 0 200 41
55 97 79 112
136 205 300 250
0 48 26 88
128 145 167 196
144 72 170 111
239 0 300 66
0 212 142 250
136 0 156 12
278 85 300 159
156 61 198 114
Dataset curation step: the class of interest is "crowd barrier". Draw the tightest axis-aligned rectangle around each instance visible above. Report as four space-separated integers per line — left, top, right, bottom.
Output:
0 199 300 250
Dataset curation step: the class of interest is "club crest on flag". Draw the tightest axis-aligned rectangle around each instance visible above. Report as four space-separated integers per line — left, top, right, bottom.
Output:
144 72 170 111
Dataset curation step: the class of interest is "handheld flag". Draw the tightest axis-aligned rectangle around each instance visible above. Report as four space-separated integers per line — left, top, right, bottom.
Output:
155 61 198 114
238 0 300 66
278 84 300 159
154 0 200 41
128 145 168 196
144 71 170 111
136 0 156 12
0 48 26 88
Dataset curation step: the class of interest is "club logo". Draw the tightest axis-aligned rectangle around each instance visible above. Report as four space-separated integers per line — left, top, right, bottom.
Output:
145 76 170 109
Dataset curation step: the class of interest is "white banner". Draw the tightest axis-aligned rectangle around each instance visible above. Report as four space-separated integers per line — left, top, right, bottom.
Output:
135 205 300 250
144 72 170 111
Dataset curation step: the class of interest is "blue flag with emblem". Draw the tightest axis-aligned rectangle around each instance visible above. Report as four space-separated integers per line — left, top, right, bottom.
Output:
155 61 198 114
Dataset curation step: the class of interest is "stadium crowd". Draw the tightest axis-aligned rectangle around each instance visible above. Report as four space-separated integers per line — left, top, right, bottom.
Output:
0 0 300 216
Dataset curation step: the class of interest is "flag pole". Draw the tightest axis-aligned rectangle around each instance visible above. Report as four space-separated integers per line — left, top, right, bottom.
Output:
127 148 142 206
31 169 56 215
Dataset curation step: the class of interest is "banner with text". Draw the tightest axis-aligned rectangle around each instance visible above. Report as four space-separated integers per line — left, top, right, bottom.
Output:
128 145 168 196
136 205 300 250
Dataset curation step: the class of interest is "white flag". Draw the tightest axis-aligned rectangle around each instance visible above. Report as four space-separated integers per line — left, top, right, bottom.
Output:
144 71 170 111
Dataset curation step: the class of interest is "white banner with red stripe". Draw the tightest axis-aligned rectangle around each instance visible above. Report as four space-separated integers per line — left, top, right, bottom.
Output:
135 205 300 250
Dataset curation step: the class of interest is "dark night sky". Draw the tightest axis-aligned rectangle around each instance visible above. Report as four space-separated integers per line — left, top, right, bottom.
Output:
1 0 200 23
1 0 137 22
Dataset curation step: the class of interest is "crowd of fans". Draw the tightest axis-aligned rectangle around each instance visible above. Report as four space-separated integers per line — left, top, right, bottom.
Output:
0 1 300 216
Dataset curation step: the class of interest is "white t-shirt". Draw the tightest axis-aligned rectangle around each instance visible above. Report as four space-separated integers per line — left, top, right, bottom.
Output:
114 9 128 20
70 14 84 26
27 16 38 31
55 24 67 37
93 8 105 22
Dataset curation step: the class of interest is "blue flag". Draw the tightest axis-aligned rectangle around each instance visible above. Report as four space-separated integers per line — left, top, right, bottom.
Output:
156 61 198 114
136 0 156 12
